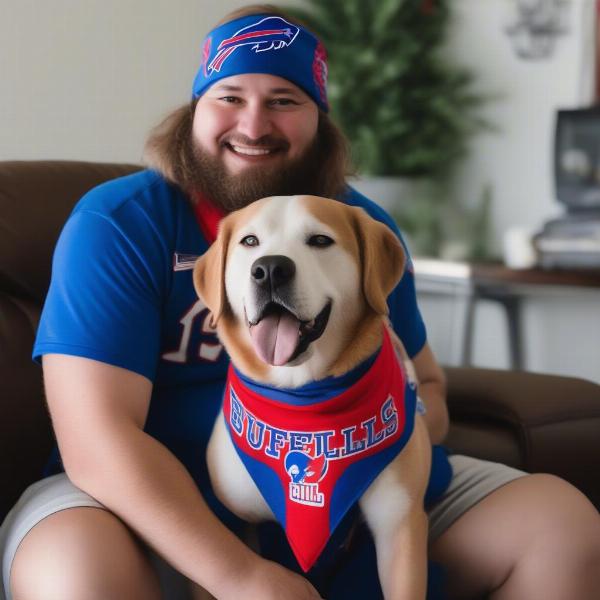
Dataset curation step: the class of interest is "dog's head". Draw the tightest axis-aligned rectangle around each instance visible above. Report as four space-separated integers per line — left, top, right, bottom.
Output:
193 195 405 386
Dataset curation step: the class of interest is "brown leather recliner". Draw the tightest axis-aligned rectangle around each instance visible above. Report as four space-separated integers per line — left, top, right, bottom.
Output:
1 160 599 523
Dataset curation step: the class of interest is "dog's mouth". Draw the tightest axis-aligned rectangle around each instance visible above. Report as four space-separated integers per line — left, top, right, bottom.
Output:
247 301 332 366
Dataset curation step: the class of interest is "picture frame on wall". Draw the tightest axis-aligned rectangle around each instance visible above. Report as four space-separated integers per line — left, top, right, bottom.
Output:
505 0 570 60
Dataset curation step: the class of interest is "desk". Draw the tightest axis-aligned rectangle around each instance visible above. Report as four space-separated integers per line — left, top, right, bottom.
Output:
413 259 600 370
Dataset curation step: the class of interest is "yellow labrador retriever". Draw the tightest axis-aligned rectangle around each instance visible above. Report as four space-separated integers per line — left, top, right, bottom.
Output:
194 195 431 599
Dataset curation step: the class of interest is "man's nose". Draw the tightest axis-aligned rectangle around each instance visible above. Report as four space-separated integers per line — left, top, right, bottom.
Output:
251 255 296 290
236 103 274 140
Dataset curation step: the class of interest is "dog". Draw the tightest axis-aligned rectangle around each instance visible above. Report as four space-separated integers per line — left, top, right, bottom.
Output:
193 194 431 599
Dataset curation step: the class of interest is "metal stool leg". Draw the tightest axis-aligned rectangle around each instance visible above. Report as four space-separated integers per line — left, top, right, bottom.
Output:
503 296 524 370
461 293 477 367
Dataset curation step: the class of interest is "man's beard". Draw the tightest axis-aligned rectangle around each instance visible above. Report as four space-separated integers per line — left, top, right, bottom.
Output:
186 134 327 213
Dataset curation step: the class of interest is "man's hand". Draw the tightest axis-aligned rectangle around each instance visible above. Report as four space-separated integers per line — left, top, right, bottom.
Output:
233 558 323 600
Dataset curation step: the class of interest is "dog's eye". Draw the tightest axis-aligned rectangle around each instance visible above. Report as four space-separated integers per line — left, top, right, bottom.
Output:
307 234 334 248
240 235 259 247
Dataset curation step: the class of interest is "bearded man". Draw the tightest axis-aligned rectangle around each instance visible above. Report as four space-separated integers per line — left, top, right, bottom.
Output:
2 5 599 600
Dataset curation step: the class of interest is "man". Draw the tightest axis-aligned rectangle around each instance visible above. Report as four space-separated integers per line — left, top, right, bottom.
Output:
1 5 599 600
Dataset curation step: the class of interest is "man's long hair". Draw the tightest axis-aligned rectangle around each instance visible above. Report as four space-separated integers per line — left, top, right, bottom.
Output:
143 5 352 203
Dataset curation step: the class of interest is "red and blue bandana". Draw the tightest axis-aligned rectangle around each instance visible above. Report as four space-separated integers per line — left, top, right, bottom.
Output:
223 328 417 571
192 14 329 111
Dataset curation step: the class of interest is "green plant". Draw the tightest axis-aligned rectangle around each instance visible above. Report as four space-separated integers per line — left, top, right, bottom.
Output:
291 0 484 178
387 182 496 260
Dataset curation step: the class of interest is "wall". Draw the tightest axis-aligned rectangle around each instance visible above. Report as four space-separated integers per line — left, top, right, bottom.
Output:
422 0 600 384
0 0 282 163
417 284 600 384
445 0 597 249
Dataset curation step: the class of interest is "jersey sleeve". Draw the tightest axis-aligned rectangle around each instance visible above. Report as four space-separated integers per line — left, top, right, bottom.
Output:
341 187 427 358
33 207 167 381
384 224 427 359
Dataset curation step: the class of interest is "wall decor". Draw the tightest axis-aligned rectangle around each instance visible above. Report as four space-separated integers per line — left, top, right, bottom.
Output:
505 0 570 60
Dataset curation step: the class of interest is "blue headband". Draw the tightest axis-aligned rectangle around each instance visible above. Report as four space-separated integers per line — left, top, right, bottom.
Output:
192 14 329 112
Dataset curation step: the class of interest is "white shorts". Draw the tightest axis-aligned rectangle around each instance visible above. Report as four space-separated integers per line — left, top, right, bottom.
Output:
0 455 526 600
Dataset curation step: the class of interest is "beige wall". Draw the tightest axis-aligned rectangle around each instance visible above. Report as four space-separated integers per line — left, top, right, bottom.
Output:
445 0 597 252
0 0 288 163
435 0 600 383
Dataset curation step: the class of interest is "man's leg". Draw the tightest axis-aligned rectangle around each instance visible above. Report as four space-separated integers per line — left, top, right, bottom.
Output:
10 507 162 600
429 474 600 600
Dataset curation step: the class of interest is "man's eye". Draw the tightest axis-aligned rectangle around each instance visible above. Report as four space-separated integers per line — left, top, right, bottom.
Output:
241 235 259 247
307 235 334 248
270 98 297 107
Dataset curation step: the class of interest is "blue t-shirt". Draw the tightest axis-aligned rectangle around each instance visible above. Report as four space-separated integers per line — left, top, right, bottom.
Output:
33 170 452 596
33 170 428 493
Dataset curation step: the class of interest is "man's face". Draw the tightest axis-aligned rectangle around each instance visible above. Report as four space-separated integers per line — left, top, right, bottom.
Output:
192 73 319 176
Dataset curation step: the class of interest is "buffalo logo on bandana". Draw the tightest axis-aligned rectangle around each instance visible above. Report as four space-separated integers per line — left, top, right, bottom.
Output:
222 328 416 571
207 17 300 74
192 13 329 112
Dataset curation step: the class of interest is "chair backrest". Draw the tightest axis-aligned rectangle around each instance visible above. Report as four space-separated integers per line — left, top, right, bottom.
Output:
0 160 141 520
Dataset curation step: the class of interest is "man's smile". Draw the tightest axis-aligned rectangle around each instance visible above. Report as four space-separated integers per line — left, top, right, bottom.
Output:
222 141 290 168
229 144 274 156
225 143 282 158
221 134 290 164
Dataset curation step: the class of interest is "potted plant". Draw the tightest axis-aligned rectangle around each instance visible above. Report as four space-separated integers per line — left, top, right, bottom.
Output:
292 0 488 258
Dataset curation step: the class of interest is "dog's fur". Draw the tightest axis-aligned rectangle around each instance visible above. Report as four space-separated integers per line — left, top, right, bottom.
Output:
194 195 431 599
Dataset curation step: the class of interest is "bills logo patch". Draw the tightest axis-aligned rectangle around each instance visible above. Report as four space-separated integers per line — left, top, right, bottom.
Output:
285 447 327 507
207 16 299 74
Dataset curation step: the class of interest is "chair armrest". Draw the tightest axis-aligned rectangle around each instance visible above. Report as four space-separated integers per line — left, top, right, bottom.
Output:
445 366 600 427
443 366 600 508
0 294 53 521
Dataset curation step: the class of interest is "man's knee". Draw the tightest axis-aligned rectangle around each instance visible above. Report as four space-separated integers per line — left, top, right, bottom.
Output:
526 474 599 536
526 474 600 567
428 472 600 598
10 507 161 600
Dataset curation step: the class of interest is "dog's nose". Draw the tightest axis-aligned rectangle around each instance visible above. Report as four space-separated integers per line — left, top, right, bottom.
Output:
251 255 296 289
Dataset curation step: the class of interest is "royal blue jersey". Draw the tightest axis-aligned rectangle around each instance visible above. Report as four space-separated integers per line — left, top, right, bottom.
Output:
33 169 449 594
34 170 427 488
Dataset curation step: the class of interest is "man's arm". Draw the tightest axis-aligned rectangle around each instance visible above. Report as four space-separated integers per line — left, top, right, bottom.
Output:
43 353 321 600
411 343 449 445
385 321 449 445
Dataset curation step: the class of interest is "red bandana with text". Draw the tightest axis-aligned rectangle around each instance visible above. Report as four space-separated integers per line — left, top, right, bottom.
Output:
222 328 417 571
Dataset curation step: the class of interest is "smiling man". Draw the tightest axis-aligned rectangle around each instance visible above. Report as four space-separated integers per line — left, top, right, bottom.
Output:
195 76 318 168
145 19 346 214
189 74 322 212
2 4 599 600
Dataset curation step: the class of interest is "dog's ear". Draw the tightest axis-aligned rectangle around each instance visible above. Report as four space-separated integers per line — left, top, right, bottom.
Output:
193 216 235 327
352 208 406 315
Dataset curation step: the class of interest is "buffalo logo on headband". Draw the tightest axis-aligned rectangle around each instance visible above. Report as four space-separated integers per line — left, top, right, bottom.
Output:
207 16 300 75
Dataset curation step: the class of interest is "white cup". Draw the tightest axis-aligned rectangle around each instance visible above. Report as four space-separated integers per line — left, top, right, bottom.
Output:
503 226 537 269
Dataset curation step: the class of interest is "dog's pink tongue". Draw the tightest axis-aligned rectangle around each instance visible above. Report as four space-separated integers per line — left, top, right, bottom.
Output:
249 312 300 366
